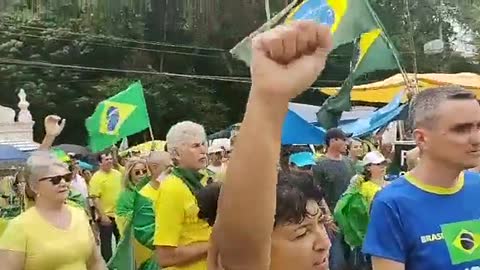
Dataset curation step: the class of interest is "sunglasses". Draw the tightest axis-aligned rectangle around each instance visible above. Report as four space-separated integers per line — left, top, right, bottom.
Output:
39 173 73 185
134 169 148 176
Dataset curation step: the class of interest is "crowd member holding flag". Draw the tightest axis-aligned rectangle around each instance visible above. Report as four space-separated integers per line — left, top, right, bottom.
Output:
89 152 122 261
0 116 106 270
115 158 150 235
108 152 172 270
213 21 333 270
154 121 212 270
334 151 389 269
113 157 153 269
363 87 480 270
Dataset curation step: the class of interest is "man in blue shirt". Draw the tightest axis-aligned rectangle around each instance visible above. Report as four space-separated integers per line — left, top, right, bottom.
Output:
363 86 480 270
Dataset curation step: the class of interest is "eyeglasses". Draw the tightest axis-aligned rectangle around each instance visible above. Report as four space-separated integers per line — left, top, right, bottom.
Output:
39 173 73 185
134 169 148 176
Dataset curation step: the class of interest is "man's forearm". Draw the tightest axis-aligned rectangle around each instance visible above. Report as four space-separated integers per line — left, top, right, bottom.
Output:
92 198 106 218
156 242 208 267
215 90 289 270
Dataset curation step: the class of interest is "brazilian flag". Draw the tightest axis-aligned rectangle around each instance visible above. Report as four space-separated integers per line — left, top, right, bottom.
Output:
285 0 378 48
316 28 398 129
441 220 480 265
231 0 381 65
86 82 151 152
354 28 398 77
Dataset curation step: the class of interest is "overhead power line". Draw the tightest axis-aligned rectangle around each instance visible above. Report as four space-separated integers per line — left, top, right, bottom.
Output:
1 23 226 52
0 31 220 58
0 22 417 57
0 58 361 85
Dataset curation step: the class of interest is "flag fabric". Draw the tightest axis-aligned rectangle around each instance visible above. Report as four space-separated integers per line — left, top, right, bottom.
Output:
316 28 398 129
229 0 300 65
333 177 369 249
441 220 480 265
51 148 71 163
86 82 151 152
316 74 354 129
282 110 326 145
285 0 377 48
107 221 136 270
119 137 129 152
339 92 404 137
231 0 378 66
354 28 398 77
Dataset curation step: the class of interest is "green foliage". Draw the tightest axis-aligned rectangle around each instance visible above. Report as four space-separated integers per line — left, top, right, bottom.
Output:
0 0 479 146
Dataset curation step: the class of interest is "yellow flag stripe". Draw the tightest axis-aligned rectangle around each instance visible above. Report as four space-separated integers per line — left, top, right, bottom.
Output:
356 28 382 67
327 0 347 33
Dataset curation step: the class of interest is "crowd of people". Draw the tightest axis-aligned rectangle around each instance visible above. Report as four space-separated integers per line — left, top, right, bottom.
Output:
1 21 480 270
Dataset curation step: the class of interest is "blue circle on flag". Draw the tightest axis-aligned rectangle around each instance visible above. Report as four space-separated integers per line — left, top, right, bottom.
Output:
292 0 335 27
106 106 120 132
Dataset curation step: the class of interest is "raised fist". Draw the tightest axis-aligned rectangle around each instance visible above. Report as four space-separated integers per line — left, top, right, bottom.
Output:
44 115 66 137
250 21 333 101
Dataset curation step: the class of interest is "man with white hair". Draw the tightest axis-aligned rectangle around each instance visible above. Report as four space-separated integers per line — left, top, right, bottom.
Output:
154 121 212 270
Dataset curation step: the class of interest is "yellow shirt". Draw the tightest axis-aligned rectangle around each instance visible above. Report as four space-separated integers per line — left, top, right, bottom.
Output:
154 174 212 270
139 182 159 202
89 169 122 217
116 165 126 175
0 205 93 270
359 181 382 207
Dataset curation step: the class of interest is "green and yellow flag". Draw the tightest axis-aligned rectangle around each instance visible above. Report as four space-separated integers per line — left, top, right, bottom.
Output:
231 0 379 66
316 28 398 129
86 82 151 152
441 220 480 265
354 28 398 77
285 0 377 48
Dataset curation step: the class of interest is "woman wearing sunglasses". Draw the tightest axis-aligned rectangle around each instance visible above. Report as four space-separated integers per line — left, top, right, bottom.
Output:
0 151 106 270
113 158 157 269
335 151 389 270
115 158 150 235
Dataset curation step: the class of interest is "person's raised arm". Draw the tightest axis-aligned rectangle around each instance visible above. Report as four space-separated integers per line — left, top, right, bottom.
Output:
38 115 66 151
214 21 332 270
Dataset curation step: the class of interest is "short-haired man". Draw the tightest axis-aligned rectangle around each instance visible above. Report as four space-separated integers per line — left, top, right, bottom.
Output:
363 87 480 270
313 127 356 270
89 152 122 261
154 121 211 270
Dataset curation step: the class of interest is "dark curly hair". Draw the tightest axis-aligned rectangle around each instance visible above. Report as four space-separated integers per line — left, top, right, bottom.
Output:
196 171 326 227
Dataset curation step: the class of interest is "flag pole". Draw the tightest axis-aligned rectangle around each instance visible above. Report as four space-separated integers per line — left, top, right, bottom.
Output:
148 125 155 152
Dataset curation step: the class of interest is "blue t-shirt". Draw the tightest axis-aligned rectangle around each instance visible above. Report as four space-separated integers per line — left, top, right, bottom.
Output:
363 171 480 270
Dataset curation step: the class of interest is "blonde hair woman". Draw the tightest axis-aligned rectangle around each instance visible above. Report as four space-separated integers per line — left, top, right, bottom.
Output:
0 115 105 270
0 151 106 270
110 152 172 270
112 157 167 270
116 158 150 235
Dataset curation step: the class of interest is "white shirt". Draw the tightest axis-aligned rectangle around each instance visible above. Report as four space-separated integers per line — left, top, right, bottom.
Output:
71 174 88 199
